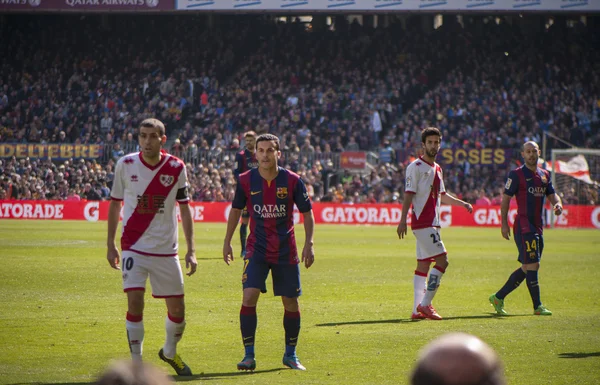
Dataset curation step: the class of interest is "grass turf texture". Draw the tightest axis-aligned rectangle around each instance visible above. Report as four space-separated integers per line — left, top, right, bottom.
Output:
0 220 598 385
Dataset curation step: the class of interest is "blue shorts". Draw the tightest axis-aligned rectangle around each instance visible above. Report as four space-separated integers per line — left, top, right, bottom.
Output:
242 257 302 298
514 232 544 264
241 208 250 219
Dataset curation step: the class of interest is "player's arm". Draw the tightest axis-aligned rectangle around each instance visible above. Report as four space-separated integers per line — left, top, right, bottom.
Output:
500 193 512 240
501 171 518 240
441 192 473 213
224 176 247 265
179 201 197 276
223 208 242 265
301 210 315 269
397 192 414 240
547 193 563 216
107 199 122 269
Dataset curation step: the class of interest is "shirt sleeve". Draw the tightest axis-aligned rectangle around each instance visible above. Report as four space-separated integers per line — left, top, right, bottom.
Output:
545 171 556 196
232 176 247 210
438 166 446 195
504 170 519 196
234 152 243 180
404 163 417 194
293 176 312 213
110 160 124 200
176 163 190 203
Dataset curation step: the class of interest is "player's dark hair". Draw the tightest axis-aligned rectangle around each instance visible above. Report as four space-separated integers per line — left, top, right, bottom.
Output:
421 127 442 144
244 130 257 138
256 134 280 151
140 118 166 137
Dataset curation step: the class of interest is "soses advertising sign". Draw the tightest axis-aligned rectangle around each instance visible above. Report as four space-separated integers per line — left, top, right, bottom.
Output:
0 0 175 11
1 200 598 229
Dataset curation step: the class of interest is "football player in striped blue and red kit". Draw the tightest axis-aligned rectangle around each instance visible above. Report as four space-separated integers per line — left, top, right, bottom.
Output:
223 133 315 371
234 131 258 258
489 141 563 316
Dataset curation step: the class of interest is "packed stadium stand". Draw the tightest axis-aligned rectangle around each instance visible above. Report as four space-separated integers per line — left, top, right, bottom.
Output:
0 13 598 204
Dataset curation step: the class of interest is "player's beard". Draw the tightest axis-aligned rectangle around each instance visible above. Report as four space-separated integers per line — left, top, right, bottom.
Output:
426 148 438 159
525 156 538 168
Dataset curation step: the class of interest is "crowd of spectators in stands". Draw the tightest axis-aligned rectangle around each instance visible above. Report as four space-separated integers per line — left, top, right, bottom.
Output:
0 14 598 205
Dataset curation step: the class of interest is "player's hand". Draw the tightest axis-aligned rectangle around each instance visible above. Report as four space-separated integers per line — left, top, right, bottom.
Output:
223 243 234 265
501 223 511 240
554 204 563 216
185 251 197 276
302 243 315 269
464 202 473 214
397 220 408 239
107 245 121 270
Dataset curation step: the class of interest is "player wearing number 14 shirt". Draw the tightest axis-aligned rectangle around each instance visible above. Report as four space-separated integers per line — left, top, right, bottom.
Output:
106 118 197 376
397 127 473 321
489 141 562 316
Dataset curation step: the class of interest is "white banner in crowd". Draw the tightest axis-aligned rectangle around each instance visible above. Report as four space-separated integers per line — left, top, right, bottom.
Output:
546 155 599 185
175 0 599 11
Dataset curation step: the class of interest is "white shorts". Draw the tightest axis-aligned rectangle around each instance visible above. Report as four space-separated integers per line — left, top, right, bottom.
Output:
121 250 184 298
412 227 447 261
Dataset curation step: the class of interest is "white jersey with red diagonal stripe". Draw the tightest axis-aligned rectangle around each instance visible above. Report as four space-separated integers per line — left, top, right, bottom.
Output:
404 156 446 230
110 152 189 256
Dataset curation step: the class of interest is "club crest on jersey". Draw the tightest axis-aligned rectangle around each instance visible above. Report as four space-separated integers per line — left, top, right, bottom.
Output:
540 174 547 183
277 187 288 199
160 175 175 187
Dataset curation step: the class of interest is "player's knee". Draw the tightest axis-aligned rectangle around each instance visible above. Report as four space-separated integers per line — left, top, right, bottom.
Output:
242 289 260 307
282 297 299 312
127 293 145 314
523 262 540 271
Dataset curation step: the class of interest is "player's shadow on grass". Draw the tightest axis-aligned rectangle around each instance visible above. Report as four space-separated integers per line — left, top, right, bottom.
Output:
558 352 600 359
316 314 520 326
173 368 285 381
6 383 94 385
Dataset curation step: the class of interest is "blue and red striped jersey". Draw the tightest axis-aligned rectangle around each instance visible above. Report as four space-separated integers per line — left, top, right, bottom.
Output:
232 167 312 264
234 149 258 180
504 165 555 234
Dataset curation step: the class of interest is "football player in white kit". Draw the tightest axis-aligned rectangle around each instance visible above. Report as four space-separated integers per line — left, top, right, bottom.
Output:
107 118 197 375
397 127 473 320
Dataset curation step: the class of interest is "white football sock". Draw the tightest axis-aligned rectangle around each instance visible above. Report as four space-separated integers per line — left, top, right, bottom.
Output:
126 319 144 361
163 315 186 359
413 273 427 314
421 267 444 306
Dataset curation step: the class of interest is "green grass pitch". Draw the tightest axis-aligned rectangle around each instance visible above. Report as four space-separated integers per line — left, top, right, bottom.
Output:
0 220 599 385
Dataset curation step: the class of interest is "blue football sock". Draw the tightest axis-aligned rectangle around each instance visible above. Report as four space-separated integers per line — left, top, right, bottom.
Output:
526 270 541 309
240 305 256 357
496 268 526 299
284 310 300 357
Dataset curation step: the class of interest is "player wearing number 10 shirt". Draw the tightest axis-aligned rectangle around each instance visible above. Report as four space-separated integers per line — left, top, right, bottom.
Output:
106 118 197 376
489 141 563 316
397 127 473 321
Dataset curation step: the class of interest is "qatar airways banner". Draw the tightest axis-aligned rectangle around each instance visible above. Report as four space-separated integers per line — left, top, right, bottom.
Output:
174 0 600 11
1 201 599 229
0 0 175 11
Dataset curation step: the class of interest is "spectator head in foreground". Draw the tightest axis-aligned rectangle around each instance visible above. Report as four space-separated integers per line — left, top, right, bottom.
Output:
96 360 174 385
411 333 506 385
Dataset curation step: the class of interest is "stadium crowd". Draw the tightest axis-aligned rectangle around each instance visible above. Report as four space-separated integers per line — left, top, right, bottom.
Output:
0 14 598 204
